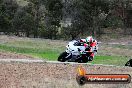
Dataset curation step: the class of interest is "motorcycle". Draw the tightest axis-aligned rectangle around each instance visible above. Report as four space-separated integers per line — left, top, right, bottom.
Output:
125 59 132 67
58 40 97 63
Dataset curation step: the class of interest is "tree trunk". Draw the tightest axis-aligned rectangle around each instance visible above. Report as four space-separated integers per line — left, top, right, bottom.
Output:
34 1 39 38
26 31 30 37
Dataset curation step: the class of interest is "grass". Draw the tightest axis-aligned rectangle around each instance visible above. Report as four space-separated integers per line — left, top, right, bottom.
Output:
112 45 132 50
90 56 130 66
0 38 66 60
0 36 131 66
0 43 62 61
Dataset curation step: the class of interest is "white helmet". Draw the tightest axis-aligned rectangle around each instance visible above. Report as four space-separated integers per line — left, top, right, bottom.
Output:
85 36 93 43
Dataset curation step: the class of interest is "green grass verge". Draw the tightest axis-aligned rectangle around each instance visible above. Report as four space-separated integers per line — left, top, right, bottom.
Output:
0 44 129 66
112 45 132 50
90 56 129 66
0 38 130 66
0 44 60 61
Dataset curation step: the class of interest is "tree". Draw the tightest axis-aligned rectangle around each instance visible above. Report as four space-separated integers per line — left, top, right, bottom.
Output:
61 0 110 39
44 0 63 39
26 0 41 38
12 6 35 37
0 0 18 34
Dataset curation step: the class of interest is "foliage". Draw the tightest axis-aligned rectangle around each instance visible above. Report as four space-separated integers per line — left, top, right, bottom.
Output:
0 0 132 39
0 0 18 33
12 6 35 36
0 37 130 66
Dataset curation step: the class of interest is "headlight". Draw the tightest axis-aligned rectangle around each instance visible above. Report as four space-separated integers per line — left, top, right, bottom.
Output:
66 45 69 48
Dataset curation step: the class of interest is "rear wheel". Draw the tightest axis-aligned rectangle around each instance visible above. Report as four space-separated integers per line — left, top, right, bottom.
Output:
83 58 89 63
78 55 88 63
58 52 68 62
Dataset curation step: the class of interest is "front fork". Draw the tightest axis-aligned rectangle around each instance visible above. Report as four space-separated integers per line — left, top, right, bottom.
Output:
65 53 72 59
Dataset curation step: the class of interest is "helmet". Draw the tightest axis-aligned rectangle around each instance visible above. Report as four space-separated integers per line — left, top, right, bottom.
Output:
85 36 93 44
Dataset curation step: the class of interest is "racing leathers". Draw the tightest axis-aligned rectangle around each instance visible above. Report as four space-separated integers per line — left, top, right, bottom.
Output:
79 38 98 61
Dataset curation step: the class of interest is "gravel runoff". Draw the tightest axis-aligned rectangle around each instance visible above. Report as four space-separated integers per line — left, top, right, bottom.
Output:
0 52 37 59
0 59 132 88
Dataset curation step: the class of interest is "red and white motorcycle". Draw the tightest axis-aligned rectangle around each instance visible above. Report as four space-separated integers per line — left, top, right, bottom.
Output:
58 40 98 63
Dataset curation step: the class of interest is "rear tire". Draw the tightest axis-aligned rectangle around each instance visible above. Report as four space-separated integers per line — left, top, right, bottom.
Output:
78 56 88 63
58 52 68 62
82 58 89 63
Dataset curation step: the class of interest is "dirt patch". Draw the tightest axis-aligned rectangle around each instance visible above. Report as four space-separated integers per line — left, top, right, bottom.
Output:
0 61 132 88
0 52 38 59
99 35 132 44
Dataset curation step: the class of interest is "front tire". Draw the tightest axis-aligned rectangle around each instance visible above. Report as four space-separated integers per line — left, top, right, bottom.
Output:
125 59 132 67
58 52 68 62
88 56 93 61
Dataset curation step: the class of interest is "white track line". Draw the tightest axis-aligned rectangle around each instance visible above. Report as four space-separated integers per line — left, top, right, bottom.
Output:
0 59 119 67
0 59 44 63
47 61 118 67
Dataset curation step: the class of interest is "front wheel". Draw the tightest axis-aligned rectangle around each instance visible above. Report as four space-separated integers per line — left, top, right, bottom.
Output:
125 59 132 67
88 56 93 61
58 52 68 62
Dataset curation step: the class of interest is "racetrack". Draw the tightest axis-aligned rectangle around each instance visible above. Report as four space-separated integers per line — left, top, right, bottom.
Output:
0 59 132 88
0 35 132 88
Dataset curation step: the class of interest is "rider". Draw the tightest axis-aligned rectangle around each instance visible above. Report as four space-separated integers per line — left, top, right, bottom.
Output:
85 36 98 53
79 36 98 61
